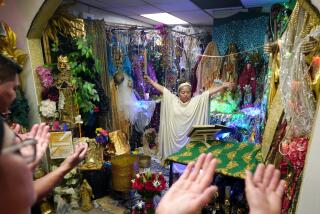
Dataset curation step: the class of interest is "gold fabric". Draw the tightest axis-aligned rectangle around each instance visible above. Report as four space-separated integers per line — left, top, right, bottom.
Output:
268 53 280 108
110 81 130 135
85 20 112 129
262 89 284 161
166 140 262 179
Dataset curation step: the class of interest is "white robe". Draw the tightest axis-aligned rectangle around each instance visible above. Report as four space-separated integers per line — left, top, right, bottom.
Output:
158 88 210 160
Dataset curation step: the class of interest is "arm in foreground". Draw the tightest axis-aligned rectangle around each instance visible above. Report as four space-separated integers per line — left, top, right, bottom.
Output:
33 143 88 201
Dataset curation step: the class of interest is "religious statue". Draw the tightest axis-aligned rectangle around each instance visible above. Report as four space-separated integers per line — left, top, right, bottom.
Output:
238 60 257 101
57 55 72 87
80 179 93 212
221 43 239 83
195 41 221 94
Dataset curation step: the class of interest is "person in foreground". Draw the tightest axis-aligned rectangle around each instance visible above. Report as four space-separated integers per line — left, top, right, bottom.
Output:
156 153 285 214
0 53 88 202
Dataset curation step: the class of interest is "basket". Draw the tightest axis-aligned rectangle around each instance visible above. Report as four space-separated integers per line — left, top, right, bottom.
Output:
110 154 136 192
138 155 151 168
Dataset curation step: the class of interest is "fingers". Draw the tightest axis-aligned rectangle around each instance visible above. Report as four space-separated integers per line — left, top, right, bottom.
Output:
195 154 212 183
79 143 88 159
253 163 265 184
13 123 21 133
261 164 275 189
189 153 206 181
198 158 217 190
267 168 280 192
245 170 255 190
179 161 195 180
28 124 39 138
276 180 286 197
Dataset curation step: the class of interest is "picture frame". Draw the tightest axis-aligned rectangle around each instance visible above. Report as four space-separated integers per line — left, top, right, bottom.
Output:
49 131 73 159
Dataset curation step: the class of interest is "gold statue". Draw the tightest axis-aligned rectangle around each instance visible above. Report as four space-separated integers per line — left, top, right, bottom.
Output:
80 179 93 212
57 55 72 87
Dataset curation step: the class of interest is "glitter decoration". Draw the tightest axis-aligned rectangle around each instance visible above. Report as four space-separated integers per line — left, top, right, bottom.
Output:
213 15 268 55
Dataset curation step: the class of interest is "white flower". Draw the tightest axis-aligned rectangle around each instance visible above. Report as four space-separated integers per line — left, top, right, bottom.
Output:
40 99 57 118
153 179 161 187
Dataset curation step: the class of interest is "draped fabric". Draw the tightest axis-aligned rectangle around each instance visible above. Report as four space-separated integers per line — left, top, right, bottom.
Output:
165 140 262 179
85 20 112 129
158 88 210 160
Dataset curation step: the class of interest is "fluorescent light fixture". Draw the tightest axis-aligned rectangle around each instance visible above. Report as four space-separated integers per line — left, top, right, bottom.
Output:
141 13 188 25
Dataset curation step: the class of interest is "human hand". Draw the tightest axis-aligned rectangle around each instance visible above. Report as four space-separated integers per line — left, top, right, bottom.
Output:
143 74 152 83
60 142 88 171
15 123 50 171
245 164 286 214
156 153 218 214
222 82 236 90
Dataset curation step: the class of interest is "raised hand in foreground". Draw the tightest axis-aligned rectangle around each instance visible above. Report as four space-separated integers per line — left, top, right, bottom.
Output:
14 123 50 171
156 153 218 214
245 164 286 214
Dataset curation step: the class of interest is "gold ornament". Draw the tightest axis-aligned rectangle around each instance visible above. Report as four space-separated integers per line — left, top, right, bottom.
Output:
80 179 93 211
0 21 27 67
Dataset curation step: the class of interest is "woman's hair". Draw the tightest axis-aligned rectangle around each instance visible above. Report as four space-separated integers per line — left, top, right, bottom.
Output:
0 54 22 82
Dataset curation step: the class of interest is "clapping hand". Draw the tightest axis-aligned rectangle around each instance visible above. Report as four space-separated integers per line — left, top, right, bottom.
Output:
245 164 286 214
14 123 50 171
60 142 88 171
156 153 218 214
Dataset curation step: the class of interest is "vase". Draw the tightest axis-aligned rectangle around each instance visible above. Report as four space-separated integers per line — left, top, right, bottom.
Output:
143 196 155 214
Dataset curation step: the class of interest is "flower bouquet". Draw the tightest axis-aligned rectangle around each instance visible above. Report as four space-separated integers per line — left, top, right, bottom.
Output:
131 169 167 213
95 128 109 146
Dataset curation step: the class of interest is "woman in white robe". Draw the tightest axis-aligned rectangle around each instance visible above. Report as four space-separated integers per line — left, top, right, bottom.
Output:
144 75 234 160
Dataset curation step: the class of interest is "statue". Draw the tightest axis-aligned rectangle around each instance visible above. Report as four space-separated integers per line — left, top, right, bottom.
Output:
221 43 239 83
238 60 257 101
80 179 93 212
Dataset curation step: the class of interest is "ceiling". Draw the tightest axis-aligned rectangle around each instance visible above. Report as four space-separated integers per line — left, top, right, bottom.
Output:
75 0 288 26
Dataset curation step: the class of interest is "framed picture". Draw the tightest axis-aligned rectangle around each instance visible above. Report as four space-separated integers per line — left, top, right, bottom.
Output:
49 131 73 159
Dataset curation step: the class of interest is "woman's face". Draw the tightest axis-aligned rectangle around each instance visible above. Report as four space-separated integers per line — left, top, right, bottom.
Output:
0 125 36 213
178 86 192 103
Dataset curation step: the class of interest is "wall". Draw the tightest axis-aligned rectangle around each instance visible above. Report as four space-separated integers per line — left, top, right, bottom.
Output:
0 0 45 125
212 12 268 55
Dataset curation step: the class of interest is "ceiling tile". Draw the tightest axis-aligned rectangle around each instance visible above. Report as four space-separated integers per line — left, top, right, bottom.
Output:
128 15 161 25
190 0 243 9
155 2 199 12
95 0 147 8
172 10 213 25
109 5 162 16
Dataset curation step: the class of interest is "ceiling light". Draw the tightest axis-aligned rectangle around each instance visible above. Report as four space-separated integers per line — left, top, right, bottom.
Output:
141 13 188 25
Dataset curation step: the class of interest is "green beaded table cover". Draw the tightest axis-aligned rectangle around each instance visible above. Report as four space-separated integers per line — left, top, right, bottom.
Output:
165 140 262 179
